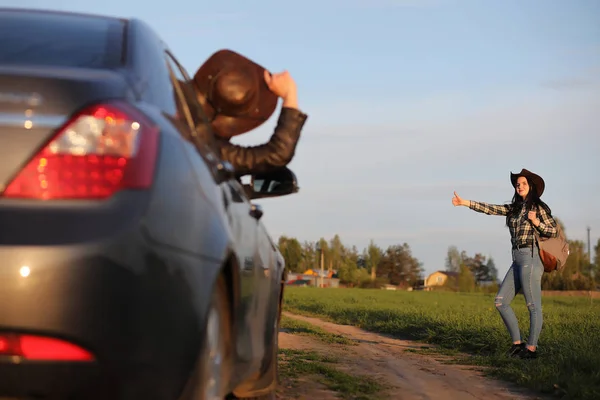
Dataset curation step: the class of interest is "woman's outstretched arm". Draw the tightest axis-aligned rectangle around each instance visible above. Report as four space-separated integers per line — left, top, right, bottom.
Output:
452 191 510 216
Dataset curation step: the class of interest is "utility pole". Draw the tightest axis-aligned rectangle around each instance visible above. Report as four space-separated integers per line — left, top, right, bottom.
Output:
320 246 324 288
315 243 324 288
587 226 591 262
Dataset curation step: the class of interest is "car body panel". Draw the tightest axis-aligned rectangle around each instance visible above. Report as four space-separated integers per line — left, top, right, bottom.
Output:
0 237 222 399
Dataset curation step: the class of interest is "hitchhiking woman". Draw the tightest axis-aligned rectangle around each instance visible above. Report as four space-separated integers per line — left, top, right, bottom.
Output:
451 169 558 359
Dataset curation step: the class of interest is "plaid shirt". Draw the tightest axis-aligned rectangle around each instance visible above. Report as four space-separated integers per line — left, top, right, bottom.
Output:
469 201 558 247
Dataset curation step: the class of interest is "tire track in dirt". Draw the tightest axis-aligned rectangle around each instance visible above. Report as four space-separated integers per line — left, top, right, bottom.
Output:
278 312 550 400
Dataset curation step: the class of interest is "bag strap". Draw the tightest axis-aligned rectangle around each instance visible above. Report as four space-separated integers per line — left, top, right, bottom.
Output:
528 205 541 257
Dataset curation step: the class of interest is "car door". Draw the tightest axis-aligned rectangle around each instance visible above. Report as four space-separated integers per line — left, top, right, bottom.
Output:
164 52 266 364
254 222 282 340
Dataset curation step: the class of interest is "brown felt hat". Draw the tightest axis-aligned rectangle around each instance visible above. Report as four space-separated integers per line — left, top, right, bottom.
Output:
510 168 545 197
192 49 278 139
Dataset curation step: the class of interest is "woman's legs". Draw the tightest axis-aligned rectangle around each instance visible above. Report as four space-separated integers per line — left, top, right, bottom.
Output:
517 248 544 352
495 261 522 344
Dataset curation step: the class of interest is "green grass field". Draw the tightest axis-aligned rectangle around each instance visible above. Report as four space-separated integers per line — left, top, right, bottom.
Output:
282 287 600 400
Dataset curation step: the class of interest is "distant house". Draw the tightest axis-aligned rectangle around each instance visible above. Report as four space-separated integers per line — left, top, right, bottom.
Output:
425 271 459 288
302 268 337 279
286 269 340 288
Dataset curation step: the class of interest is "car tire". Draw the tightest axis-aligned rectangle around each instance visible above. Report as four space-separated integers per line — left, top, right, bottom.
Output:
231 282 284 400
181 275 231 400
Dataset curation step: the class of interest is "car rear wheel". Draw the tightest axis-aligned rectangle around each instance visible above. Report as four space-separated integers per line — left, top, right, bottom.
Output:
202 276 231 400
231 281 283 400
182 276 231 400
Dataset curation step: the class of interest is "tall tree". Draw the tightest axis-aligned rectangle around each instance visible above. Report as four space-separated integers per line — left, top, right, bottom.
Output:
365 240 383 281
591 238 600 280
378 243 423 286
301 241 317 271
485 256 499 282
460 251 489 283
337 246 368 285
457 263 476 292
445 246 461 273
329 234 345 272
277 236 304 273
563 240 588 277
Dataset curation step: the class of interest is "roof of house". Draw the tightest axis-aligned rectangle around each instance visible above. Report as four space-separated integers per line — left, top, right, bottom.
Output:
430 270 459 277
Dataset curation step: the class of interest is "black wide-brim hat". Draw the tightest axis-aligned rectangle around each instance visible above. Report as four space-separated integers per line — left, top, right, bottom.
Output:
193 49 278 139
510 168 545 197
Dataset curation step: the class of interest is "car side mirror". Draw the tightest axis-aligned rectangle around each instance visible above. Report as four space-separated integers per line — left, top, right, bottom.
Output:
246 167 299 200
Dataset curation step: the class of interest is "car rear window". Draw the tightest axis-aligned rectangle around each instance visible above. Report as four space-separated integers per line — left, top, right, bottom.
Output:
0 10 125 69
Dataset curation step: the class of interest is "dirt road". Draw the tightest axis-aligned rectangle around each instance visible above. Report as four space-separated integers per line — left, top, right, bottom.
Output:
277 312 548 400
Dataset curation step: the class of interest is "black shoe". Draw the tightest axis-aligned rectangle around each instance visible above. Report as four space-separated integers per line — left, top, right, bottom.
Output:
508 343 526 357
519 348 538 359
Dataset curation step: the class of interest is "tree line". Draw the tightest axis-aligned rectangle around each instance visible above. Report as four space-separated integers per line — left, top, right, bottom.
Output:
278 218 600 291
277 234 508 290
443 246 500 292
277 235 423 287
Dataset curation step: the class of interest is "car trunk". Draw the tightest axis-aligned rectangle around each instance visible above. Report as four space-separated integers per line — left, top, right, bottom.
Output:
0 66 131 190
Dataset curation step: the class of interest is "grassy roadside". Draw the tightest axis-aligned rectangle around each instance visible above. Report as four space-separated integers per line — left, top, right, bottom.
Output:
280 315 357 346
282 287 600 400
278 349 383 400
278 315 384 399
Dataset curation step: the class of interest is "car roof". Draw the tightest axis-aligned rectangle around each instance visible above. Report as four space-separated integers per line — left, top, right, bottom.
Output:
0 7 132 70
0 7 129 24
0 7 168 55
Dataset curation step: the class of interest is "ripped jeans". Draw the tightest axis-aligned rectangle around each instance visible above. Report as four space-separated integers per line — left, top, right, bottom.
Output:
495 247 544 347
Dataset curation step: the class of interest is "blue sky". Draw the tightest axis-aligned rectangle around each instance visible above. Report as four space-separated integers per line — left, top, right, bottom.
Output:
7 0 600 278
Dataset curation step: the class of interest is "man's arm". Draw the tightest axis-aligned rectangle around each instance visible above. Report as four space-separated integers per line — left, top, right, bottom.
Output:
217 106 308 176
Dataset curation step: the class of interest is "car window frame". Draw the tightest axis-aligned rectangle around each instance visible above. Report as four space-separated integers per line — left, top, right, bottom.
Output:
164 51 218 148
163 50 246 187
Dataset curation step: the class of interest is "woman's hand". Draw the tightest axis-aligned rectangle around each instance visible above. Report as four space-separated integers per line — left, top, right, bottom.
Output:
452 191 469 207
264 70 298 109
528 210 540 226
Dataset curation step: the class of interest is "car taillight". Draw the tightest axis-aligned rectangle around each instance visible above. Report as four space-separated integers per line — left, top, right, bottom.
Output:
2 101 159 200
0 333 94 361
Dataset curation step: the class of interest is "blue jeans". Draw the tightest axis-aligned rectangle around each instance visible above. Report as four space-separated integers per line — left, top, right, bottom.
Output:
495 247 544 348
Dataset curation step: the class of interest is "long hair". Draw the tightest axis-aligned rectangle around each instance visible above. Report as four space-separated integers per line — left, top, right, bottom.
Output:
505 178 552 227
